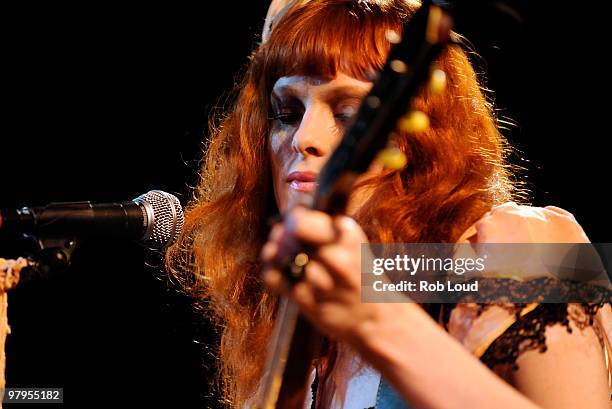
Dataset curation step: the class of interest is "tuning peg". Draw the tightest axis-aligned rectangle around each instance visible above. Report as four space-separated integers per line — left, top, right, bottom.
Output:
398 110 430 133
390 59 408 74
377 147 407 170
385 29 401 44
429 68 447 94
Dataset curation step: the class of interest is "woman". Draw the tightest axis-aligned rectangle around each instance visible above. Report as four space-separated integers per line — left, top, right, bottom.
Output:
167 1 611 408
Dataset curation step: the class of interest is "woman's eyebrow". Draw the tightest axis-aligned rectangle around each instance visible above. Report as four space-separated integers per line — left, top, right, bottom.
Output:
320 85 371 102
271 77 313 99
271 84 370 100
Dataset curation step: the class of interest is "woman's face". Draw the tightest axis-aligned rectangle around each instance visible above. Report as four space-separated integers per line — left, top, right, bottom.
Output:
268 73 375 213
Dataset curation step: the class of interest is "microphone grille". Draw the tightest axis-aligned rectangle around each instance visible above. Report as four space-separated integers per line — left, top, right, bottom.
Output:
134 190 184 249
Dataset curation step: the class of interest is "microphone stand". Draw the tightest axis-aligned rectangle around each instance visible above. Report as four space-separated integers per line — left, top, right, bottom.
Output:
0 233 78 399
16 235 78 284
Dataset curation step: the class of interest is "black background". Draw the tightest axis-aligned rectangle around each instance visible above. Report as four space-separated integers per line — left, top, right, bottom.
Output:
1 1 609 408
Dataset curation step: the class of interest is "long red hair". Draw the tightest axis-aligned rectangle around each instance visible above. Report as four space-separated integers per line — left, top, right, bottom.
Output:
167 0 519 406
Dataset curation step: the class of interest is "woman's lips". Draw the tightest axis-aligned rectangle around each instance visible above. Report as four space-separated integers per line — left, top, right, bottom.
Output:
287 171 318 193
289 180 318 192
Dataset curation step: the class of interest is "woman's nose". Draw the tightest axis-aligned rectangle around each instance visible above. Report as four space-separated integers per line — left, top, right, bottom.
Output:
292 106 338 157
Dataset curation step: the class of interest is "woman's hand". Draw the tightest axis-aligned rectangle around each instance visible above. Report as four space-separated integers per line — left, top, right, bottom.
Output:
259 209 550 409
260 206 377 344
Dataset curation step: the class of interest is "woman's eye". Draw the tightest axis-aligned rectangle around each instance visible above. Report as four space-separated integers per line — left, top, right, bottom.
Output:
270 111 302 125
334 112 354 122
335 107 358 123
334 105 358 122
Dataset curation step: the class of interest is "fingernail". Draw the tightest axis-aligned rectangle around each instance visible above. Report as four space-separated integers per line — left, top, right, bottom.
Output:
260 242 277 262
269 224 284 241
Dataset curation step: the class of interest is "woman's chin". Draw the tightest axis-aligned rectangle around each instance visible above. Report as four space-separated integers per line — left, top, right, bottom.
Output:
285 189 316 210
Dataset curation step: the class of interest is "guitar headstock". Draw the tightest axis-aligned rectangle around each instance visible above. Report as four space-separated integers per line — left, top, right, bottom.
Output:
314 0 455 214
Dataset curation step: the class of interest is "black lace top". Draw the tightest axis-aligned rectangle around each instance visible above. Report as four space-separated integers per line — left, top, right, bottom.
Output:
442 277 611 370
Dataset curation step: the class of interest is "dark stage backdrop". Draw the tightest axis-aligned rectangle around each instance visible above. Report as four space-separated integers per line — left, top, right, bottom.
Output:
1 2 609 408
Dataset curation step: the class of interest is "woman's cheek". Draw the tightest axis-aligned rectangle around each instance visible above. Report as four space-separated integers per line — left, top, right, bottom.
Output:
268 130 284 155
269 130 294 212
269 129 295 165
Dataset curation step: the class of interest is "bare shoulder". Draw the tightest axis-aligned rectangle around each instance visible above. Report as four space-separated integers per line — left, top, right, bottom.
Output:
507 305 610 409
458 202 590 244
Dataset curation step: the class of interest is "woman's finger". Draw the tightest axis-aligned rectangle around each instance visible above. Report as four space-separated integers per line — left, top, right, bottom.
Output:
260 240 279 263
261 267 292 295
291 281 317 310
312 246 358 286
303 259 335 292
261 264 320 313
284 207 339 245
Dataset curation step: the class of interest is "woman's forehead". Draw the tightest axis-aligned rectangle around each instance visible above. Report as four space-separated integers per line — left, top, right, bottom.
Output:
271 74 373 97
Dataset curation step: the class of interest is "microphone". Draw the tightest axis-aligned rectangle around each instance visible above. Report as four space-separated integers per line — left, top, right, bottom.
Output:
0 190 184 249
